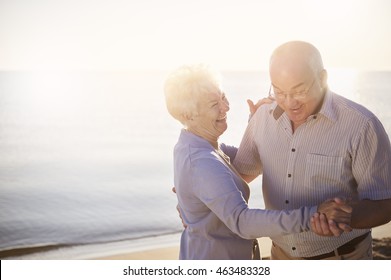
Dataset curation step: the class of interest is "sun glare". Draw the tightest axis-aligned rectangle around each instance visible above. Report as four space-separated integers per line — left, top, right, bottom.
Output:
0 0 390 71
327 69 359 100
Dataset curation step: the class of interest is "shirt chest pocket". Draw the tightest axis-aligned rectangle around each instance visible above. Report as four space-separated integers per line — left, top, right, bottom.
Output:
304 154 344 189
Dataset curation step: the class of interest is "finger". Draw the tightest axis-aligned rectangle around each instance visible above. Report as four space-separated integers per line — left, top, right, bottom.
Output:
333 197 353 213
337 223 353 233
316 198 334 212
338 204 353 213
247 99 255 107
310 216 318 233
246 99 256 114
311 213 322 235
256 98 273 106
312 213 335 236
329 209 352 224
319 213 331 235
328 219 343 237
333 197 345 204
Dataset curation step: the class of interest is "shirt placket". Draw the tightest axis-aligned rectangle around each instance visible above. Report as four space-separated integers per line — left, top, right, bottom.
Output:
279 115 297 208
283 116 316 256
285 133 301 208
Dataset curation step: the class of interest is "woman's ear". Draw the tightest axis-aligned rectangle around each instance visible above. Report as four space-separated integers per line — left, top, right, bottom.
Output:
183 113 194 121
181 113 195 127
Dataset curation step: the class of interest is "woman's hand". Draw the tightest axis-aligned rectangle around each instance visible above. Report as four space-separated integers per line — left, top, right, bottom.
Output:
247 97 274 118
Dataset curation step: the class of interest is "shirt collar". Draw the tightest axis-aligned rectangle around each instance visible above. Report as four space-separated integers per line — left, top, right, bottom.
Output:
318 89 337 122
180 129 215 150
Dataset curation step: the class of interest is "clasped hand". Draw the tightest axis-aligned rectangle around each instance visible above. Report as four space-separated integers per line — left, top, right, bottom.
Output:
311 197 353 236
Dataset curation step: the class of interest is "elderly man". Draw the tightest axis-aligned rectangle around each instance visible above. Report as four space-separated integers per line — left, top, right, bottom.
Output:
234 41 391 260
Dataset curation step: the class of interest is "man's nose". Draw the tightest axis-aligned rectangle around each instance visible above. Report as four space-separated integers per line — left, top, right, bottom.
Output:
285 94 299 107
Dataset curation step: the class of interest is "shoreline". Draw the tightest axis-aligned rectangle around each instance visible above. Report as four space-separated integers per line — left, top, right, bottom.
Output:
96 222 391 260
1 233 182 260
2 222 390 260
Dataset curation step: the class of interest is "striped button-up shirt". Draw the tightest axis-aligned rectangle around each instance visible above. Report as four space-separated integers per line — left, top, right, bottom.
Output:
234 89 391 258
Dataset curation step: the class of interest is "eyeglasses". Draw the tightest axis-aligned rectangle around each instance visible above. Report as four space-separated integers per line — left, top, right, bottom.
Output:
268 79 315 101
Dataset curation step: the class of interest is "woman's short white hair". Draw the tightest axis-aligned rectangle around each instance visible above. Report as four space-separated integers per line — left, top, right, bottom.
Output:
164 64 222 126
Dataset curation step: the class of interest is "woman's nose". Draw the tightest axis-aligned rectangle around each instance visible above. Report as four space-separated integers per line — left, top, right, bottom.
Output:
221 99 230 112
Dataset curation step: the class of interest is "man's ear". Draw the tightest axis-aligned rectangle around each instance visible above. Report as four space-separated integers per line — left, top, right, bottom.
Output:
320 69 328 89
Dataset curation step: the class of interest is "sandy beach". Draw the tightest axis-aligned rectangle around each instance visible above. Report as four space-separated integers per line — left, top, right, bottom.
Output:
95 221 391 260
2 222 390 260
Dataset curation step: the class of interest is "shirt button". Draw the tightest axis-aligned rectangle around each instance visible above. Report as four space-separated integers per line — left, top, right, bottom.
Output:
292 247 296 251
285 200 289 204
288 174 292 178
291 148 296 152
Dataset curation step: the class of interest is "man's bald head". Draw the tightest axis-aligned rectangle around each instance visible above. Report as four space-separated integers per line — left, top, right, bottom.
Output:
270 41 324 75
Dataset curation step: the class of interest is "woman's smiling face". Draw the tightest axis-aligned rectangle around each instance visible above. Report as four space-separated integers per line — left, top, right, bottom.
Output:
188 90 230 142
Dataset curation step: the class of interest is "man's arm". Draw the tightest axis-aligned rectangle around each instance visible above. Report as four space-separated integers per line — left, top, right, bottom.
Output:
350 198 391 228
311 198 391 236
350 118 391 227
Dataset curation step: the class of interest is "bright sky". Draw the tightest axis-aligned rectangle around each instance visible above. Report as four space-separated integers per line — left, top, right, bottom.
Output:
1 0 390 71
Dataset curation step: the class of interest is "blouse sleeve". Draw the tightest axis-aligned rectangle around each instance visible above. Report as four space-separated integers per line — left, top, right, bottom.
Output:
219 143 238 161
191 156 317 239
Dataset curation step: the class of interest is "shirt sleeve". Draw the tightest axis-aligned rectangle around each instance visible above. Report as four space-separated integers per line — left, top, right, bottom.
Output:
233 111 263 176
352 116 391 200
191 156 317 239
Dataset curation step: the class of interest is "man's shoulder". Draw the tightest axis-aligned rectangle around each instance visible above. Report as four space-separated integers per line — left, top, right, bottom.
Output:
332 93 377 121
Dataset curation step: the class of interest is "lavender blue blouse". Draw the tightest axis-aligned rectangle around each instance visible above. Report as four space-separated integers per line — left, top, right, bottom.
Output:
173 129 316 259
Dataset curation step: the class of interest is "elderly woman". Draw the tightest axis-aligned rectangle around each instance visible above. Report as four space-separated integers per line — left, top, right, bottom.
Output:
164 64 351 260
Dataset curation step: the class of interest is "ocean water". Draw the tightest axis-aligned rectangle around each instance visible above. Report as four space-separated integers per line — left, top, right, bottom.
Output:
0 70 390 258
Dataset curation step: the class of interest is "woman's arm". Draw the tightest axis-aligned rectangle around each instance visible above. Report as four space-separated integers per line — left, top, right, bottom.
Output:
192 157 351 239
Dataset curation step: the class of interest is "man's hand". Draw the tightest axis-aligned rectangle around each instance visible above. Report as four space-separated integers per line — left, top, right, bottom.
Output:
311 197 353 236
